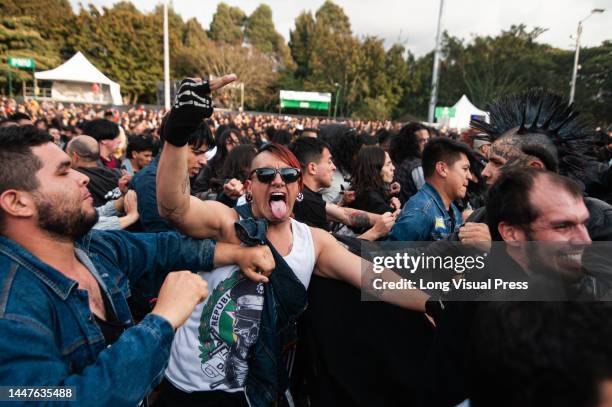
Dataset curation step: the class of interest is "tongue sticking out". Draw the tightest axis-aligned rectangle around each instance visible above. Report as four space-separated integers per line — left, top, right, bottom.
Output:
270 199 288 220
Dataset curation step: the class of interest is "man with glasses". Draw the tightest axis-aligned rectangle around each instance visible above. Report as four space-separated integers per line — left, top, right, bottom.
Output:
155 76 430 406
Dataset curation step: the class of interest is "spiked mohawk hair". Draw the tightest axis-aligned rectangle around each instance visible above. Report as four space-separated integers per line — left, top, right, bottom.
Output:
471 88 586 143
470 88 600 183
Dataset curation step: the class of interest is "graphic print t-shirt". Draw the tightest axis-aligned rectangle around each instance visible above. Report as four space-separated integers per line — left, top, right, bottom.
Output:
164 218 315 393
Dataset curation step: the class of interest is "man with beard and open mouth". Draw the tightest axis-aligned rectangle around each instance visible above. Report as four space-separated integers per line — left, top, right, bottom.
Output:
155 76 431 407
425 167 612 407
0 124 275 406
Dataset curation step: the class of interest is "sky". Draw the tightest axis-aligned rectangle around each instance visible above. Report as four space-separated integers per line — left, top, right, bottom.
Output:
69 0 611 57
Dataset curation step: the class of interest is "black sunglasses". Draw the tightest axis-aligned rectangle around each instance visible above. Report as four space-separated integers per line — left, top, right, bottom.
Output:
249 167 301 184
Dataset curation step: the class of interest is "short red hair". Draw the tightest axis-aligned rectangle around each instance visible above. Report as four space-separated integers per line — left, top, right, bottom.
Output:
254 143 303 189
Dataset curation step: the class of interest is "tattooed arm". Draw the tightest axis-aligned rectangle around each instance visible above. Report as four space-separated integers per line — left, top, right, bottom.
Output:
325 203 381 229
156 143 239 242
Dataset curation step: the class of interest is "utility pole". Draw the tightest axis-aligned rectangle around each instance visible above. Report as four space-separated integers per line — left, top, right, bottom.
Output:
333 83 341 120
427 0 445 123
569 8 604 104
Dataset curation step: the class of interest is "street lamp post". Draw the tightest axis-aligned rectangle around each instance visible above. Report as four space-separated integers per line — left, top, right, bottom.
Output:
427 0 445 124
569 8 604 105
163 0 171 110
333 83 341 120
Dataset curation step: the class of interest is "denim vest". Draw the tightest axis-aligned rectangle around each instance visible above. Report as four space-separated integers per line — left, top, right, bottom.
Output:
234 204 308 407
0 230 216 406
390 182 462 241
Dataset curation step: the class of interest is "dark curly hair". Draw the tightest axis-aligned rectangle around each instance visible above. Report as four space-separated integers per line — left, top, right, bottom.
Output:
318 124 365 175
220 144 257 183
389 122 430 164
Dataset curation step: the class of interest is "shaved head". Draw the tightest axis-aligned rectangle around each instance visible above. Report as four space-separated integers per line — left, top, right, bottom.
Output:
67 136 99 162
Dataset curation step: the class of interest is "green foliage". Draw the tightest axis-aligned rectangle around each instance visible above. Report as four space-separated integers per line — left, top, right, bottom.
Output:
399 25 611 125
1 0 610 125
208 2 246 45
0 16 61 92
573 41 612 126
303 1 362 116
314 0 352 36
245 4 278 54
182 18 209 48
245 4 294 69
289 11 315 79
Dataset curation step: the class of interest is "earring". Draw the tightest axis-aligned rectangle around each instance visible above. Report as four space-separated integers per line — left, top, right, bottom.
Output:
296 192 304 202
245 193 253 202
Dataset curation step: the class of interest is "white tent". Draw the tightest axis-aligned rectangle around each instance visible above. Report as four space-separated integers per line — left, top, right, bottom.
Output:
449 95 488 129
35 52 123 105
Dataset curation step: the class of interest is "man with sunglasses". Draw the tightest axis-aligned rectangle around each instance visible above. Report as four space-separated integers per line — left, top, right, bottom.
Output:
155 76 430 406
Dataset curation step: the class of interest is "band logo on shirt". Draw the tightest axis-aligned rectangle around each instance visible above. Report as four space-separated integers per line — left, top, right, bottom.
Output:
198 272 264 389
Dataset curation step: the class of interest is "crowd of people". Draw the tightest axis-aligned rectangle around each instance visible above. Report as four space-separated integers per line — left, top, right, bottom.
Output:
1 76 612 407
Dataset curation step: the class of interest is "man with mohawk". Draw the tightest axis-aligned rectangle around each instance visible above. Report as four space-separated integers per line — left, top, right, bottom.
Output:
425 89 612 407
460 88 612 241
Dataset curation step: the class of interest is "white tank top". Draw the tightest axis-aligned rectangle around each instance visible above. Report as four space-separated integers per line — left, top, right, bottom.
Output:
165 218 316 393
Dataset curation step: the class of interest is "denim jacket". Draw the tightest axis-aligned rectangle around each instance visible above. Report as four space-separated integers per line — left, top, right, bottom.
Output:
234 205 308 407
131 157 175 233
0 230 216 406
389 182 462 241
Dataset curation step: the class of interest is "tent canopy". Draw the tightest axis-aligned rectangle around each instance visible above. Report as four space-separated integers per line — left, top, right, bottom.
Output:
35 52 122 105
448 95 487 129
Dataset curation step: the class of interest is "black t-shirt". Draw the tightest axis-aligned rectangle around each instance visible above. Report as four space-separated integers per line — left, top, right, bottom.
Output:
352 188 393 215
293 186 328 230
76 166 121 207
350 188 393 234
94 284 127 346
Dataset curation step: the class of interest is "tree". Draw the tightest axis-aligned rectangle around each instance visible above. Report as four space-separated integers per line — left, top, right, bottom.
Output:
0 0 74 56
208 3 245 45
174 42 277 110
446 26 558 107
574 41 612 126
64 2 186 104
385 44 410 118
244 4 294 69
0 16 61 94
314 0 351 36
289 11 315 80
305 1 362 116
182 17 209 48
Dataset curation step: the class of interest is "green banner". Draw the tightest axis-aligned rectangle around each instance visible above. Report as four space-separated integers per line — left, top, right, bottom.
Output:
280 99 330 110
435 106 456 118
8 57 35 69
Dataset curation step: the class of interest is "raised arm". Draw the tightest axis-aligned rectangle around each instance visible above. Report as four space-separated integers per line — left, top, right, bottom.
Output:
157 144 235 240
156 75 239 241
